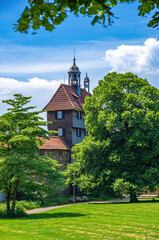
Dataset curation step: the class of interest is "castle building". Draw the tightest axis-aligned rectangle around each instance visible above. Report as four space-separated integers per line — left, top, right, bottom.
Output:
1 56 91 201
43 56 91 155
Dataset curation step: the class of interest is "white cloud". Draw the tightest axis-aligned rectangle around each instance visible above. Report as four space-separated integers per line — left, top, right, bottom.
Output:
0 77 60 91
104 38 159 75
0 77 61 118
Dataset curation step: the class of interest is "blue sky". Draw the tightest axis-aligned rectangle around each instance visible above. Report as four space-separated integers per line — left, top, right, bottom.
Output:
0 0 159 116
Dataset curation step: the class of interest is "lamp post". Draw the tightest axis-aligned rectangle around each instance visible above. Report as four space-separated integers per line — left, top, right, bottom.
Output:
73 172 75 204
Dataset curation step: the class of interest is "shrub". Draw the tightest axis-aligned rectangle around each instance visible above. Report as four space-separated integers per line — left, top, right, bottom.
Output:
0 206 27 219
15 200 41 211
42 195 70 207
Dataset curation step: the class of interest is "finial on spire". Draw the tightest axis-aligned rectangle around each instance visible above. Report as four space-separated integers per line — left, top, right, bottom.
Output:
73 47 76 65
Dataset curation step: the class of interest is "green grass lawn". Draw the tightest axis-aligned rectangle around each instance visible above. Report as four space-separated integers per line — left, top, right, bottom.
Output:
0 202 159 240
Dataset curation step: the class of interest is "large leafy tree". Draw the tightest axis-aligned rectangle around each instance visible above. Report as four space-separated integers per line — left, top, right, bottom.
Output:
15 0 159 33
0 94 65 215
67 72 159 202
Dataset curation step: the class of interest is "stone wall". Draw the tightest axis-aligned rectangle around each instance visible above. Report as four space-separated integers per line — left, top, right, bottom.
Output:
39 149 70 171
39 149 71 194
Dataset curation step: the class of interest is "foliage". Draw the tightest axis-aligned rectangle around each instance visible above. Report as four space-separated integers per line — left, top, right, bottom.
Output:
0 204 27 219
0 203 159 239
14 0 159 33
0 200 41 212
16 200 41 210
0 94 65 215
67 72 159 202
42 195 70 207
0 195 70 215
16 189 43 201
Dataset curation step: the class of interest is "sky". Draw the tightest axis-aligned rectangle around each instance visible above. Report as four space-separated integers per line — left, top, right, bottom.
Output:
0 0 159 118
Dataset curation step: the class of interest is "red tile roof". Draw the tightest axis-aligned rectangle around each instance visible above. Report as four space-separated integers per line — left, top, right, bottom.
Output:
38 136 70 150
43 84 91 111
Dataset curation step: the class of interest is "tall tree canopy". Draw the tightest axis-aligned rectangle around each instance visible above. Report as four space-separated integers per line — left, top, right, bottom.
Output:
15 0 159 33
67 72 159 202
0 94 65 215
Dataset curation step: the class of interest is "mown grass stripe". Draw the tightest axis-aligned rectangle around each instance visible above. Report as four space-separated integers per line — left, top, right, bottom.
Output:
0 202 159 239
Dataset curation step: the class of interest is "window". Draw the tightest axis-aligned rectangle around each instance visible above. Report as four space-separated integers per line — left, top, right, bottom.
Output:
77 111 82 119
58 128 65 137
56 111 65 119
72 95 78 103
73 74 76 80
84 129 88 136
57 111 62 119
76 128 81 137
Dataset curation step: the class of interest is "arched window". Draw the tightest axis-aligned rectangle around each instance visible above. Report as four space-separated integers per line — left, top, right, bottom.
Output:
73 74 76 80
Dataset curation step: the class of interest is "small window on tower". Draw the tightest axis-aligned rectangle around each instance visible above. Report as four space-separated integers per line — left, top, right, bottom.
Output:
76 128 81 137
57 111 63 119
84 129 88 136
77 111 82 119
58 128 63 137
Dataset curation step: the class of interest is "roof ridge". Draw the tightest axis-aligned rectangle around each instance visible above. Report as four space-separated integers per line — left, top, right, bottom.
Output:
62 84 75 108
38 136 70 150
43 84 62 110
58 137 70 150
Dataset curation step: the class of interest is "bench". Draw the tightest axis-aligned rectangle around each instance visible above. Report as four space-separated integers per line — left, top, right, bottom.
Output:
76 196 83 202
137 195 158 201
82 196 89 201
68 196 89 203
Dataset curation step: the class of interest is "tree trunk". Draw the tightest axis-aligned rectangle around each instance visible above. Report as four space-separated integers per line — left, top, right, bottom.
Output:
11 191 16 213
11 181 19 213
6 191 11 214
130 191 138 202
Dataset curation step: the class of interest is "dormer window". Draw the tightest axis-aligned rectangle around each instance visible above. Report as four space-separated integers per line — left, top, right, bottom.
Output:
72 94 79 103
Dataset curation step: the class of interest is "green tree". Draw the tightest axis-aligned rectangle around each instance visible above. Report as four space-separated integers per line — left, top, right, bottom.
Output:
0 94 65 215
15 0 159 33
67 72 159 202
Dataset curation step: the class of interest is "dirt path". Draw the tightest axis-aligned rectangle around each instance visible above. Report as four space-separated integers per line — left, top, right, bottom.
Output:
26 198 130 214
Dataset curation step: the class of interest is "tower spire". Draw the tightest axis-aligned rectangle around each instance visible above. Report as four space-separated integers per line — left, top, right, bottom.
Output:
68 48 81 96
84 71 90 93
73 47 76 65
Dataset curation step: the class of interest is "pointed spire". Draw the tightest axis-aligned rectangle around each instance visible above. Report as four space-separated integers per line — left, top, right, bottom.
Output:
84 71 90 93
73 47 76 65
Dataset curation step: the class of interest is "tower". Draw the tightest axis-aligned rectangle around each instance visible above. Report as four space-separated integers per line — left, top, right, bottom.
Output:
84 72 90 93
68 55 81 96
43 57 91 150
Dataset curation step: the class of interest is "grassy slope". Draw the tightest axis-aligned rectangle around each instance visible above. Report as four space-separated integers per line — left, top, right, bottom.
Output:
0 202 159 239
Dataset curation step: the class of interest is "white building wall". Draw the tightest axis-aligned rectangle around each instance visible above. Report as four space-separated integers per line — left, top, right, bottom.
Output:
72 111 85 128
72 128 85 145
